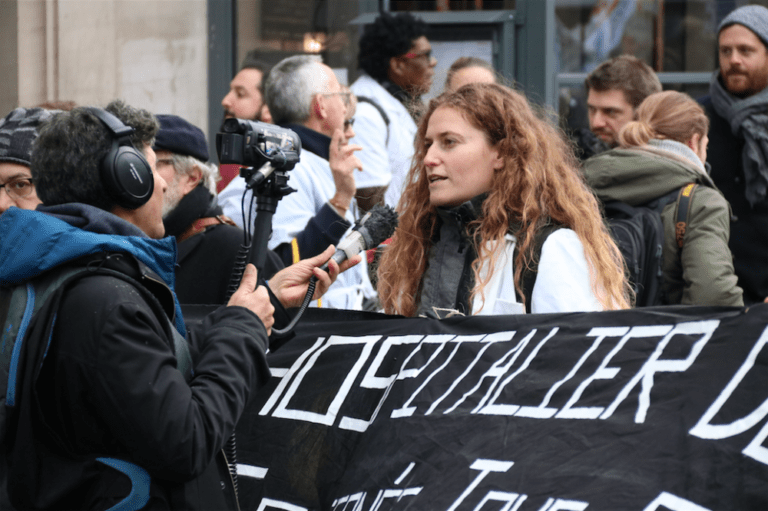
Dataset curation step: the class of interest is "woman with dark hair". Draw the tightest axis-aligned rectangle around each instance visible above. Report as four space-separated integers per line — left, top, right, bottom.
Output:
377 83 629 317
584 90 743 306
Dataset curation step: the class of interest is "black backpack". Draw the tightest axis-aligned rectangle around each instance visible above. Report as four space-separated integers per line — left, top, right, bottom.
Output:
603 183 697 307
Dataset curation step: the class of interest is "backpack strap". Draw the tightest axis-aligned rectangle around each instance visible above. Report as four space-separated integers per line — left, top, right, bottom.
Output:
356 96 390 145
674 183 698 250
513 224 564 314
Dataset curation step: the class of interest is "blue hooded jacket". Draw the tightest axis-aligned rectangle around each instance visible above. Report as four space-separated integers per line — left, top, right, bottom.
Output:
0 204 186 334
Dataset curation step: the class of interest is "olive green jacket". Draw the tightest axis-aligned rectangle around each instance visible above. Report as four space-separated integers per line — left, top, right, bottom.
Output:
583 143 743 306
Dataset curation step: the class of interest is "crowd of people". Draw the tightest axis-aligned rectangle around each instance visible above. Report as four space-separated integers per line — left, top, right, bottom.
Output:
1 4 767 510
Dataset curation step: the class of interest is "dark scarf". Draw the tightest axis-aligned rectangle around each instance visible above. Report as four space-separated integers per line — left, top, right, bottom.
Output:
381 79 423 122
283 123 331 160
163 184 220 238
417 194 486 318
710 70 768 207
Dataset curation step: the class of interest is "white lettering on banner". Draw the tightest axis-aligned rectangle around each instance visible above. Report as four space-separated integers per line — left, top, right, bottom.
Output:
331 492 365 511
369 487 423 511
326 459 734 510
237 464 268 479
256 498 308 511
394 334 515 419
600 320 719 423
517 327 629 419
641 492 711 511
473 490 524 511
390 334 459 418
260 336 328 416
537 498 589 511
330 463 423 511
690 325 768 467
557 325 673 420
340 335 424 432
448 330 536 415
394 462 415 485
271 335 381 425
447 459 515 511
427 332 516 415
261 320 768 448
690 325 768 440
476 328 559 416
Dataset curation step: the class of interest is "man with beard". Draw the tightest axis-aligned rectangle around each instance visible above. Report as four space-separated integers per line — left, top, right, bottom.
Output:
219 53 273 191
219 55 376 310
700 5 768 304
154 114 353 305
581 55 662 158
0 101 349 510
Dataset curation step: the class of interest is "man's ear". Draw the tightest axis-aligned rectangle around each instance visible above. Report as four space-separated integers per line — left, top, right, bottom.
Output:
388 56 405 81
312 94 327 120
181 165 203 195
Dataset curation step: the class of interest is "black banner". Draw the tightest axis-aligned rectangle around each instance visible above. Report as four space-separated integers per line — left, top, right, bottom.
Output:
234 305 768 510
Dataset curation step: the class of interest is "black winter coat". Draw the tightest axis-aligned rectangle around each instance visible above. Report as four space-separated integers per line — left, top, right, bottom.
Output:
5 251 270 510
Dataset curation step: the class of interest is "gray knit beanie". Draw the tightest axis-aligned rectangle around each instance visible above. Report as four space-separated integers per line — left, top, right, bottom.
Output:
0 107 57 166
719 5 768 47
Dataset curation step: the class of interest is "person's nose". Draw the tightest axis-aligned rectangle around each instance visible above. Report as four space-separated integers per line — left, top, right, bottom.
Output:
591 111 607 129
154 171 168 194
429 56 437 68
424 145 440 166
222 91 234 109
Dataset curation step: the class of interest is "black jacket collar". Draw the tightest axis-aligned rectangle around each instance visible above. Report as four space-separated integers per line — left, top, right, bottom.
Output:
284 123 330 161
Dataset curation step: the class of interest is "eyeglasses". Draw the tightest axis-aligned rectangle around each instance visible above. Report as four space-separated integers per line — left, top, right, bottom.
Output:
402 50 433 64
344 118 355 129
321 91 353 106
0 177 35 200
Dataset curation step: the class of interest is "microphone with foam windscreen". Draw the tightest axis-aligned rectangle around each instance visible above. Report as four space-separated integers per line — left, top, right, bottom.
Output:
320 204 399 272
271 204 398 338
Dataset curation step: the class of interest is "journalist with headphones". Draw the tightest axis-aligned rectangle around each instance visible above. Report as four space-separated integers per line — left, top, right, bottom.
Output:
0 100 348 510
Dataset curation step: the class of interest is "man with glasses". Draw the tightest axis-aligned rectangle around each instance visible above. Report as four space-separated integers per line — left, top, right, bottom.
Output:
0 107 57 214
350 11 436 209
219 55 375 310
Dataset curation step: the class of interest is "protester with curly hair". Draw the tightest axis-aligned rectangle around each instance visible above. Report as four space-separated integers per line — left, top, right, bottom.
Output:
350 11 437 211
584 91 743 306
377 83 630 318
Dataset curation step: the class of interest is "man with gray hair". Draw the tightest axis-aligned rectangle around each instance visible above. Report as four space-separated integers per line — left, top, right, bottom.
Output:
153 114 284 304
219 55 375 310
700 4 768 305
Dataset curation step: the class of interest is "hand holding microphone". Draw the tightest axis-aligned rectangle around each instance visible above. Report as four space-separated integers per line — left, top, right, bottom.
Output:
320 204 399 272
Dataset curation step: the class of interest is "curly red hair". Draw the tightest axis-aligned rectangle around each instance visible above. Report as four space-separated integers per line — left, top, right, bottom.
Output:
377 83 630 316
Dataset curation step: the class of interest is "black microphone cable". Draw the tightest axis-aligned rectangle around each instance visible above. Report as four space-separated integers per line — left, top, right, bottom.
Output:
271 204 398 336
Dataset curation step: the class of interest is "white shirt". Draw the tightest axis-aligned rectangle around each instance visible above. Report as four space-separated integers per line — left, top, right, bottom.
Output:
473 229 604 315
350 74 418 208
218 150 376 310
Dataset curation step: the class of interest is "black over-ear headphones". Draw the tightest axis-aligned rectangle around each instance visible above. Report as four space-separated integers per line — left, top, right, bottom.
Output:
88 107 154 209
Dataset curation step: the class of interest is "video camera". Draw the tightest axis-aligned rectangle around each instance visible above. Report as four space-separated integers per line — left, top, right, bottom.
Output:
216 118 301 176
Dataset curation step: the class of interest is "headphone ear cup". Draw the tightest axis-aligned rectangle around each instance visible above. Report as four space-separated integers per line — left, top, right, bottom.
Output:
101 139 154 209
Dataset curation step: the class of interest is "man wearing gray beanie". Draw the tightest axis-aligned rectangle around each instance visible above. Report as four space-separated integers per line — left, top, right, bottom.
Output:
0 107 56 214
700 4 768 305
